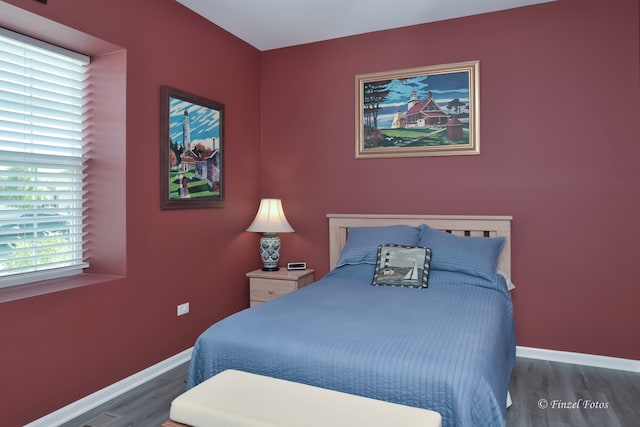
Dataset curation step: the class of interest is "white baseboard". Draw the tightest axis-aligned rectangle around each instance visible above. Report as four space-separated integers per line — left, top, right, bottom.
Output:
516 346 640 373
23 345 639 426
24 347 193 427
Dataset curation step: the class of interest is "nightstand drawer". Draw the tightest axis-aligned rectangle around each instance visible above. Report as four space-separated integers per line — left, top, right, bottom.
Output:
247 268 315 306
250 278 296 301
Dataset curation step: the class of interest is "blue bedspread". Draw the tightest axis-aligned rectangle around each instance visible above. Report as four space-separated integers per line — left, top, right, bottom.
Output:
187 264 515 427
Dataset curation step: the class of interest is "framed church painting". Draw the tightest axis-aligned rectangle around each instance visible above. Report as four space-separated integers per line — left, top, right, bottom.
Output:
355 61 479 159
160 85 224 209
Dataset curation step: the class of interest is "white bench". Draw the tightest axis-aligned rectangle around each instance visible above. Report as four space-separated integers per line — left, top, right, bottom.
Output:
164 369 442 427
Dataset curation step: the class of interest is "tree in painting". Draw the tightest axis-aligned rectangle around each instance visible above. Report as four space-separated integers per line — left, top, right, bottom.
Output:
362 79 391 147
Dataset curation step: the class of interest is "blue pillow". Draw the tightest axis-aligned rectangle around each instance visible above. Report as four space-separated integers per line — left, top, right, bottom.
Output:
335 225 420 267
418 224 505 281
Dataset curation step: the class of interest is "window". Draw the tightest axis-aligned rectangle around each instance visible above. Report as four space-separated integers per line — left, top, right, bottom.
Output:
0 28 90 288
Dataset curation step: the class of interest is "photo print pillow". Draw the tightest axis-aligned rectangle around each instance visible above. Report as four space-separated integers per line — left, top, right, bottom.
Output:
372 244 432 289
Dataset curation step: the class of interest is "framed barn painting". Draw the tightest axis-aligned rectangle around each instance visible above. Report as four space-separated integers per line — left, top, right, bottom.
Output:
355 61 479 159
160 85 224 209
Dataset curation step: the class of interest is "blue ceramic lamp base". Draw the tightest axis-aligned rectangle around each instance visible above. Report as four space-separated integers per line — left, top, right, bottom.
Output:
259 233 281 271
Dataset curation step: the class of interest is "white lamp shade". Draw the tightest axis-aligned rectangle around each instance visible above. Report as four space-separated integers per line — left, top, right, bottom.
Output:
246 198 294 233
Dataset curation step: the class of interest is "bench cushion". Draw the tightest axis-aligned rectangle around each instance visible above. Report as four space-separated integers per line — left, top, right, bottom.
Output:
170 369 441 427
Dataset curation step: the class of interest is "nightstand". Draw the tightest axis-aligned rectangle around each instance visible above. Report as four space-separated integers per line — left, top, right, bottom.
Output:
247 268 315 307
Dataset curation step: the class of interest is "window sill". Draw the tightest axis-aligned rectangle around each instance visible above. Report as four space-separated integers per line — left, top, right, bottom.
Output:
0 273 125 303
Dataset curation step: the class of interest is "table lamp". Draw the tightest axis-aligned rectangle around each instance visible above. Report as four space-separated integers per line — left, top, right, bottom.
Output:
246 198 294 271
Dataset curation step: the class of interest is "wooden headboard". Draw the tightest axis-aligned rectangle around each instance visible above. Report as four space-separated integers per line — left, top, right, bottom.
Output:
327 214 512 277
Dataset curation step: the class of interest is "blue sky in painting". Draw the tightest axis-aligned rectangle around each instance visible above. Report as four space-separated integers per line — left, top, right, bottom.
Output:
169 96 221 150
375 71 470 127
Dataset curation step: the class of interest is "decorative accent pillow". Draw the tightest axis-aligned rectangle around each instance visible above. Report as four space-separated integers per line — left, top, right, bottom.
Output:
418 224 505 282
335 225 420 268
372 244 432 289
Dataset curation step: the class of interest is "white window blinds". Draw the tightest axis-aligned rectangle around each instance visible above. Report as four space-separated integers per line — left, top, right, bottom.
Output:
0 28 90 287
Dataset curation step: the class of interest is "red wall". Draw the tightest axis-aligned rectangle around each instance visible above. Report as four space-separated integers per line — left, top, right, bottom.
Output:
1 0 639 425
0 1 262 425
261 0 640 360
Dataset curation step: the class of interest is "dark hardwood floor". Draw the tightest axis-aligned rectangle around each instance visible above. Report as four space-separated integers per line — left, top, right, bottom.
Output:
64 357 639 427
507 358 640 427
61 362 189 427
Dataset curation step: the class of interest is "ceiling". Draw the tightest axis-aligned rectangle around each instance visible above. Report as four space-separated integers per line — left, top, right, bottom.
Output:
176 0 555 51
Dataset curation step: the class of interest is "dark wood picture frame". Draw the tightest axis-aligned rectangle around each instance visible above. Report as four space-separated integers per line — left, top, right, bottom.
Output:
160 85 224 209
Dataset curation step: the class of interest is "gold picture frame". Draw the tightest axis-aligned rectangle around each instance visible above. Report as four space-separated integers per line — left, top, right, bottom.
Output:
356 61 479 159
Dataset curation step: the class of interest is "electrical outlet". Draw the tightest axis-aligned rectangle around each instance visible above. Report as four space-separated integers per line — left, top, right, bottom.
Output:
177 302 189 316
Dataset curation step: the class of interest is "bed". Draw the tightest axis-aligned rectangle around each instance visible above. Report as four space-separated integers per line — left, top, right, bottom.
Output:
187 214 516 427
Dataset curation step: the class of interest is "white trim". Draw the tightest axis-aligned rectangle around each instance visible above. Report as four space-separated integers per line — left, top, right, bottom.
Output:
516 346 640 373
23 345 639 426
24 347 193 427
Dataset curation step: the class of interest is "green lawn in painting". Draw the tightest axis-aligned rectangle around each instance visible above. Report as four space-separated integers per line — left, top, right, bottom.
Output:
168 171 218 199
379 127 469 147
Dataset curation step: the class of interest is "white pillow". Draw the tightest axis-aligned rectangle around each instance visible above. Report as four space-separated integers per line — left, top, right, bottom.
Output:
498 271 516 291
